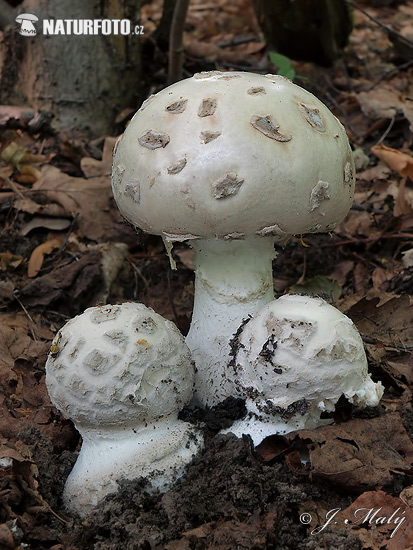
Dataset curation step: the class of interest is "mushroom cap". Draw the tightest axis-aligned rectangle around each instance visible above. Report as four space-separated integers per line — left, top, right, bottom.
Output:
16 13 39 22
232 294 383 426
45 303 194 427
112 71 355 241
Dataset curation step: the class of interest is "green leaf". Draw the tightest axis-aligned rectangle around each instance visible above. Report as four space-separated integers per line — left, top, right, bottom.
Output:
269 51 295 80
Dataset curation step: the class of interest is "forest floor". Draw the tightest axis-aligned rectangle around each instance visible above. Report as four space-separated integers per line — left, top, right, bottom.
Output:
1 0 413 549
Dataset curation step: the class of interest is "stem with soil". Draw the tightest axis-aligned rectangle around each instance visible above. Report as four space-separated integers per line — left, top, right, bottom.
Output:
186 237 276 407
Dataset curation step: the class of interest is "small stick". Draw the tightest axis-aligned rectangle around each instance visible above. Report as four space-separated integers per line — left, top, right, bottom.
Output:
13 292 38 341
168 0 190 84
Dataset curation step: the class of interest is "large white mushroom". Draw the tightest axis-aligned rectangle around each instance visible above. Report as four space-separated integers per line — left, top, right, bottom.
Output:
111 71 356 407
222 295 384 445
45 303 203 517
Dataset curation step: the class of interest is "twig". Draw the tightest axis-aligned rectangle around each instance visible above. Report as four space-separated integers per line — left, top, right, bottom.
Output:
346 0 413 51
57 213 78 255
363 60 413 92
129 260 149 290
7 178 25 200
13 292 38 341
317 232 413 248
168 0 190 84
375 115 396 146
218 35 260 48
351 203 387 215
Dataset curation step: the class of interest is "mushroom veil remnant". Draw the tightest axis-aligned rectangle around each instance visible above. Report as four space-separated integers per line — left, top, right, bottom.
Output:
222 295 384 445
45 303 203 517
111 71 356 407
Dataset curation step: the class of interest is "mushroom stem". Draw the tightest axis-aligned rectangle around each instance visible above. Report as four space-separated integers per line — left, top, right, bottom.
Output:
64 416 200 516
186 236 276 407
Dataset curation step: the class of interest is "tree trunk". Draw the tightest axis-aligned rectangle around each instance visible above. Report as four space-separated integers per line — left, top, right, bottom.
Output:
0 0 141 136
253 0 353 66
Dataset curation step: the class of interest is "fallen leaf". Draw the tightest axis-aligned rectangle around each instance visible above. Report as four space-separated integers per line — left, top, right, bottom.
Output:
1 142 46 169
371 144 413 180
33 165 114 241
339 491 413 549
80 136 117 178
14 165 42 184
20 217 71 236
20 249 102 306
357 86 413 132
27 238 62 278
256 413 413 489
347 294 413 348
0 252 23 271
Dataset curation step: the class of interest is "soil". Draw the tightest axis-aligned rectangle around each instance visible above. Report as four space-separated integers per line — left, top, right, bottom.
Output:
1 0 413 549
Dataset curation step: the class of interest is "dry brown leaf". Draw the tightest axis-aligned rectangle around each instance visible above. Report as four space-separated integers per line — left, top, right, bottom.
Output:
347 294 413 348
33 165 114 241
13 196 67 218
0 315 50 370
371 144 413 180
256 413 413 489
339 491 413 549
0 251 23 271
27 238 62 278
80 136 117 178
357 86 413 131
394 176 412 216
20 249 102 307
14 165 42 184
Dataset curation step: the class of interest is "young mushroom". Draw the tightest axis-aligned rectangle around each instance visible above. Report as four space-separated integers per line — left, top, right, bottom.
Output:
222 294 384 445
45 303 203 517
111 71 356 407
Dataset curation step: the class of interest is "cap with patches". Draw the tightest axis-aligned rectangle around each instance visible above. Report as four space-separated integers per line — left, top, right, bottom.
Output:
45 303 203 516
112 71 355 241
222 294 384 445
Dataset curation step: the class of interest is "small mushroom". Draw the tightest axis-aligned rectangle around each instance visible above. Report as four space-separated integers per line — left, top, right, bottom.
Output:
111 71 356 407
222 295 384 445
45 303 203 517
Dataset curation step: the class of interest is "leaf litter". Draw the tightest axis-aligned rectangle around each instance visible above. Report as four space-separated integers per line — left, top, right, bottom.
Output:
1 1 413 548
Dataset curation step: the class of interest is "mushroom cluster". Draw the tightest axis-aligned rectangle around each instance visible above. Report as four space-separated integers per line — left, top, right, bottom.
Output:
45 71 384 516
112 71 356 406
46 303 203 517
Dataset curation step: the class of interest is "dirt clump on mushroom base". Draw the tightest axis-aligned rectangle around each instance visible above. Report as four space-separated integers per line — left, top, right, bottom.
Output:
65 433 357 550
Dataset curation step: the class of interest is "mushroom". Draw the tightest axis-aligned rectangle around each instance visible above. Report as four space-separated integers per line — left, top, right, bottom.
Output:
222 294 384 445
111 71 356 407
15 13 38 36
45 303 203 517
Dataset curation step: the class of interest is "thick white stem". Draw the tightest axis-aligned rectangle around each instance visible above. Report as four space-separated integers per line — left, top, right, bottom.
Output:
63 415 202 516
186 237 275 407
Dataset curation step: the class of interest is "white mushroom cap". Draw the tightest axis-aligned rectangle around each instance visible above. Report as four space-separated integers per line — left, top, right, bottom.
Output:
46 302 194 427
112 71 355 242
224 294 383 445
